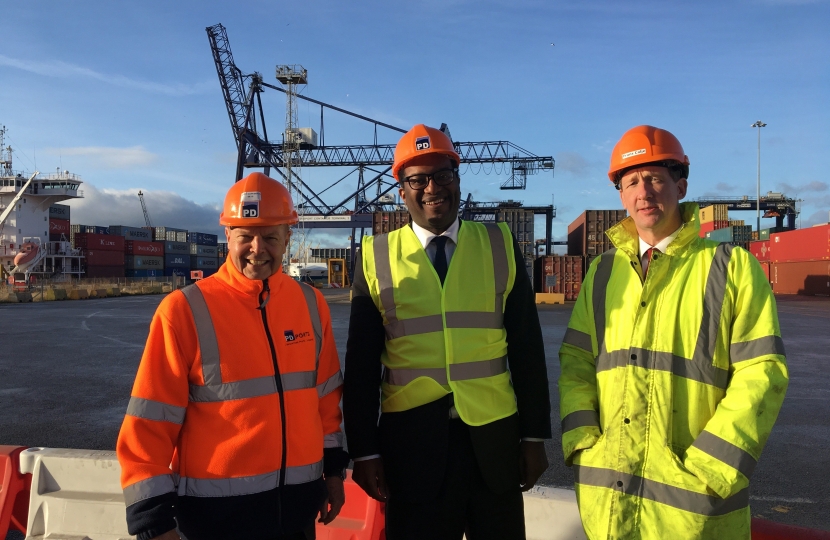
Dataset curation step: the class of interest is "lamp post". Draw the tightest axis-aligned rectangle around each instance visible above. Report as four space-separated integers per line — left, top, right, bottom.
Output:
751 120 767 233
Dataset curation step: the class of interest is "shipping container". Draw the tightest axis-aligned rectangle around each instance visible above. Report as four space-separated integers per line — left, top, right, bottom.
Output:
759 261 771 283
759 227 789 241
749 240 771 262
125 269 161 278
533 255 584 300
73 233 125 252
124 255 164 269
496 209 535 244
164 267 189 277
191 256 220 269
71 224 110 235
125 241 165 256
699 220 729 237
373 211 411 234
109 225 153 242
84 266 125 278
705 226 753 244
190 243 219 257
164 240 190 254
699 204 728 224
567 210 627 257
49 204 70 220
154 226 188 243
49 218 70 235
771 260 830 296
769 225 830 263
217 242 229 259
728 220 745 227
187 232 219 246
84 250 126 266
164 253 190 268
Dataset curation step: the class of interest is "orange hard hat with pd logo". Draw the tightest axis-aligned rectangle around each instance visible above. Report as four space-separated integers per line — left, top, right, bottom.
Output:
608 125 689 188
392 124 461 181
219 172 299 227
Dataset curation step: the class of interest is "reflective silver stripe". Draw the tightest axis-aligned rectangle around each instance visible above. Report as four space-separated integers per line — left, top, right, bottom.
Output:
282 370 317 392
386 367 448 386
384 314 444 340
445 310 503 329
181 284 222 385
574 465 749 517
449 356 507 381
691 431 757 479
126 397 186 424
563 327 593 353
373 233 399 329
692 243 734 368
123 474 176 507
730 335 786 364
189 376 276 402
317 370 343 398
597 348 729 389
178 460 324 497
592 249 617 357
484 223 509 299
324 432 344 448
561 410 600 433
299 283 323 366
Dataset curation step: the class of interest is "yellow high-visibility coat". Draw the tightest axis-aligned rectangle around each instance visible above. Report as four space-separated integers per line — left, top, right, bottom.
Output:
558 202 788 540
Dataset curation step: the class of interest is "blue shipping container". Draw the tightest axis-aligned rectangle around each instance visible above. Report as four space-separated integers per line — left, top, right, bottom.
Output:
110 225 153 241
164 241 189 254
190 244 219 256
165 253 190 268
125 255 164 269
164 267 189 277
187 232 218 246
191 256 219 269
125 269 160 278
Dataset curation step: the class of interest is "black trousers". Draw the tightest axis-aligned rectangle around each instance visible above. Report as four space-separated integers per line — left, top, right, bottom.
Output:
385 419 525 540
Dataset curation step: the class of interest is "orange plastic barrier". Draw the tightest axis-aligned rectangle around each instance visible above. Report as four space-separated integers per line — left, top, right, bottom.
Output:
316 470 386 540
0 445 31 537
752 517 830 540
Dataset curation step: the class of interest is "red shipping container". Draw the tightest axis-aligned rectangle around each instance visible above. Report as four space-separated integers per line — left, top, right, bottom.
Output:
749 240 771 262
769 225 830 263
759 261 771 283
534 255 584 300
771 260 830 296
84 266 126 278
74 233 124 252
125 240 164 256
84 250 125 266
49 218 70 235
699 220 729 238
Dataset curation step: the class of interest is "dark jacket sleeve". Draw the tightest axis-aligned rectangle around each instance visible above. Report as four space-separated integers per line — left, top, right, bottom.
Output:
126 492 178 540
343 253 387 458
505 235 552 439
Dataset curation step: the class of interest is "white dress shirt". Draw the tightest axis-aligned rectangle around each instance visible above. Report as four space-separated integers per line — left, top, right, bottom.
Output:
638 224 684 276
411 218 460 264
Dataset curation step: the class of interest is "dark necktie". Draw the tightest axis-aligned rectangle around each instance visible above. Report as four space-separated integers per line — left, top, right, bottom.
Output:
431 236 449 285
643 247 658 279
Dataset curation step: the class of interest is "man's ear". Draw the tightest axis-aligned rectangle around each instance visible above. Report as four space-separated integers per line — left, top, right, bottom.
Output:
676 178 688 200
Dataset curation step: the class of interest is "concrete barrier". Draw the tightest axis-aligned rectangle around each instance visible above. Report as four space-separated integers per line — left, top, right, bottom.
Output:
68 289 90 300
44 289 67 301
94 289 108 298
107 287 121 297
536 293 566 305
14 292 33 303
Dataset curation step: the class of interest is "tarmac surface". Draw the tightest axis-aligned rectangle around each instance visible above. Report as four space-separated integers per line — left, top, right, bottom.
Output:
1 290 828 533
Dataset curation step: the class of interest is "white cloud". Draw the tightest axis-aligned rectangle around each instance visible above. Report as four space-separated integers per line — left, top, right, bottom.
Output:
0 54 212 96
556 151 592 178
778 180 828 193
45 146 158 169
803 210 830 227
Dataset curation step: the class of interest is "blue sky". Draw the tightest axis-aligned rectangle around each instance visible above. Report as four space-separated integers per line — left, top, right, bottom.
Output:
2 0 828 249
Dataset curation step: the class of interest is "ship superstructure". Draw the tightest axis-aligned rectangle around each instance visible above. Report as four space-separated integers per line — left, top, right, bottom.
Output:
0 126 85 280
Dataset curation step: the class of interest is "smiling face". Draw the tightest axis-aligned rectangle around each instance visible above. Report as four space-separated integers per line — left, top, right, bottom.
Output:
398 154 461 235
618 165 687 245
225 224 291 280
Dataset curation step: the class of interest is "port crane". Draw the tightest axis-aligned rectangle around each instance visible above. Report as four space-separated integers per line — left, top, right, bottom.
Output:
138 191 152 228
695 193 799 229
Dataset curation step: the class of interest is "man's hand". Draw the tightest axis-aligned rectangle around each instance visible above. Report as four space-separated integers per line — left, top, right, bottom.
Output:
150 530 181 540
319 476 346 525
519 440 549 492
352 458 388 502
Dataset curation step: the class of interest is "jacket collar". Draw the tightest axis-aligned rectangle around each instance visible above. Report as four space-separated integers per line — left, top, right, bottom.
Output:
606 202 701 259
214 257 286 297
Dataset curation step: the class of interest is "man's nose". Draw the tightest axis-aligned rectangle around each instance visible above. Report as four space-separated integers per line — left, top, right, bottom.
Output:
250 235 264 253
423 176 440 194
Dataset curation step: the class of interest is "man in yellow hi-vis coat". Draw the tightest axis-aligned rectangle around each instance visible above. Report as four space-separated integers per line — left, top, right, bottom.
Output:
559 125 788 540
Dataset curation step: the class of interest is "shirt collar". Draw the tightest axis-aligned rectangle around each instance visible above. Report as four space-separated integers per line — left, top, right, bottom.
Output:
410 218 460 250
639 224 684 258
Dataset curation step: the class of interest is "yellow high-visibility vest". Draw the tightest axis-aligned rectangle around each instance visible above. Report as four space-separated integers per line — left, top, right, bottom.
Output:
362 221 518 425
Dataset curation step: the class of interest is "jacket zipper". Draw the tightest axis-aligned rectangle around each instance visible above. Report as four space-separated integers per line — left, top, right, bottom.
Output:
258 278 288 488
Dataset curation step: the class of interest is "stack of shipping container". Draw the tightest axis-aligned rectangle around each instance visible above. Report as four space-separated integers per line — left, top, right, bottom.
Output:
155 227 190 279
533 255 584 300
496 208 536 283
699 204 754 249
74 232 125 278
48 204 71 241
762 224 830 296
567 210 628 272
189 232 220 278
372 211 411 235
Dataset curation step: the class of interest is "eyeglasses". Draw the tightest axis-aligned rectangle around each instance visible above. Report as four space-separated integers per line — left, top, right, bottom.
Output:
403 168 457 190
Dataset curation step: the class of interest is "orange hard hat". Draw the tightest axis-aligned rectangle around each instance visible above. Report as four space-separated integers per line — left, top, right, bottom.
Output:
392 124 461 180
219 172 299 227
607 125 690 188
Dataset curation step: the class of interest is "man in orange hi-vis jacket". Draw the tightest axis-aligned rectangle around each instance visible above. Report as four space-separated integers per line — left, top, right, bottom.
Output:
117 172 348 540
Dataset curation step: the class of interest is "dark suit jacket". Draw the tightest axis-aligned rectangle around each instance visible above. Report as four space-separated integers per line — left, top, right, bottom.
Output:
343 226 551 501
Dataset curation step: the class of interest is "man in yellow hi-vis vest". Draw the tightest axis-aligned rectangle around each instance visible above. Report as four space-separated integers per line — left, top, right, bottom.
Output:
559 125 788 540
344 125 552 540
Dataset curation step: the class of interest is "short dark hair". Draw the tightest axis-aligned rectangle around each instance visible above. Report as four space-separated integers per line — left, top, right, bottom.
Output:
614 160 688 190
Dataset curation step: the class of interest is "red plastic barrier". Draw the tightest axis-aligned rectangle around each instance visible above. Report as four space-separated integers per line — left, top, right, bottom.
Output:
752 517 830 540
316 470 386 540
0 445 31 537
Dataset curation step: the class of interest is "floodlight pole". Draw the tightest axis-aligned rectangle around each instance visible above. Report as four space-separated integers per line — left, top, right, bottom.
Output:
751 120 767 233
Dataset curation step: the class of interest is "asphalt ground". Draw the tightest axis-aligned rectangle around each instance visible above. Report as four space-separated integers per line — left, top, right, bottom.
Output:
1 291 828 533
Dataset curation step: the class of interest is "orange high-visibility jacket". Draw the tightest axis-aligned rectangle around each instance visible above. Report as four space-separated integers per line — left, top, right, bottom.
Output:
117 260 343 531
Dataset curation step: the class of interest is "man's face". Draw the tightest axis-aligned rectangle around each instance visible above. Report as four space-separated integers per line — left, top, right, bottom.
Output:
618 165 687 237
225 224 290 280
398 155 461 233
